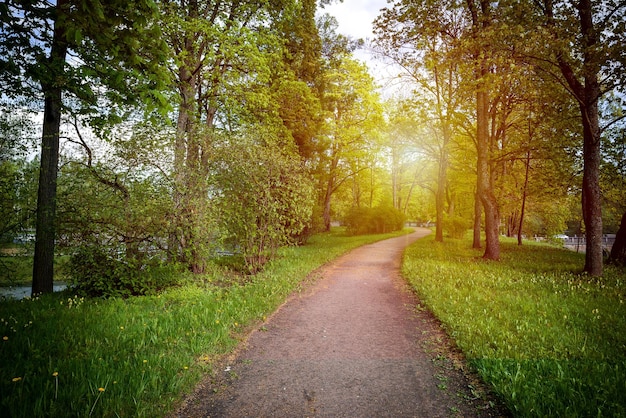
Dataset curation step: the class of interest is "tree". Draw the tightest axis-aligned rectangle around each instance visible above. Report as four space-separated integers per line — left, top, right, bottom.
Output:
211 131 314 273
317 57 384 231
528 0 626 275
161 0 316 272
1 0 167 295
462 0 502 260
57 118 173 263
373 0 466 242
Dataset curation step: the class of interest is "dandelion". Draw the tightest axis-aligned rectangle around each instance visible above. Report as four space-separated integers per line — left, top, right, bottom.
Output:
119 326 124 330
215 320 220 324
183 366 189 370
12 377 22 382
53 372 59 399
143 359 148 364
90 386 106 416
2 336 7 341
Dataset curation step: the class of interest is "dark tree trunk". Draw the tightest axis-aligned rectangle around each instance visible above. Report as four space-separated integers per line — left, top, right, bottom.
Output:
32 0 68 296
542 0 603 276
518 148 531 245
577 0 603 276
608 212 626 266
473 189 482 249
477 88 500 260
466 0 499 259
322 178 333 232
434 131 449 242
580 97 603 276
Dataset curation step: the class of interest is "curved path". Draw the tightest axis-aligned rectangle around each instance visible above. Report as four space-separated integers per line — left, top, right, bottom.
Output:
177 229 503 417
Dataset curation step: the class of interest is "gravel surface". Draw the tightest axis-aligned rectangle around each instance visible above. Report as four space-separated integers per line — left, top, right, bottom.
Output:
175 229 507 417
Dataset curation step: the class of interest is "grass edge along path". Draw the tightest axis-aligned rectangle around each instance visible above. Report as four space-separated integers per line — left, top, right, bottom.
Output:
402 235 626 417
0 228 410 418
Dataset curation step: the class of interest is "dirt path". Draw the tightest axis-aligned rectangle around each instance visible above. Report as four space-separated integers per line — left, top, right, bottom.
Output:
177 229 505 417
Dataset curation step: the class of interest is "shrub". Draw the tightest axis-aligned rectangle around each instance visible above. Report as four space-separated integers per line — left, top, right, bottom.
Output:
67 246 181 298
211 134 314 273
444 215 469 239
344 205 406 235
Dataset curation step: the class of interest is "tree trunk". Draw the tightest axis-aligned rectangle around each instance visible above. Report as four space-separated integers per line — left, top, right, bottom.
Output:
322 176 333 232
608 211 626 266
322 153 339 232
473 189 482 249
477 88 500 260
541 0 603 276
32 0 68 296
580 97 603 276
434 136 449 242
577 0 603 276
516 145 531 245
466 0 499 259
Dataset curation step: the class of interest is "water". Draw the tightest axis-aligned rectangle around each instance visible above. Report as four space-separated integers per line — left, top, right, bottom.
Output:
0 283 67 300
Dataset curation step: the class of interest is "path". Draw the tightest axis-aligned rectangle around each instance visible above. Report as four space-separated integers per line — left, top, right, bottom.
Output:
177 229 503 417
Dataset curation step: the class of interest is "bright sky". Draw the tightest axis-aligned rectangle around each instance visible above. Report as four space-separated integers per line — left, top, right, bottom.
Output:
319 0 400 92
320 0 389 41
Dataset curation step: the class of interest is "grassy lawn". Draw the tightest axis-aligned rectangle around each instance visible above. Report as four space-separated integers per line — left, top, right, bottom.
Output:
0 228 409 417
402 235 626 417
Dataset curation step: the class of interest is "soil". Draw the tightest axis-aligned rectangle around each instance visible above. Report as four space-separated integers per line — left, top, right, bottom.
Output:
175 228 509 417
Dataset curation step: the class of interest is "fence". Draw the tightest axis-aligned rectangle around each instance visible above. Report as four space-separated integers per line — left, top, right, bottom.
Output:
563 235 615 253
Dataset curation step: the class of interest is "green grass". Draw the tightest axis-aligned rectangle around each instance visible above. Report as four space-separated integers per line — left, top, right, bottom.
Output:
0 228 410 417
402 235 626 417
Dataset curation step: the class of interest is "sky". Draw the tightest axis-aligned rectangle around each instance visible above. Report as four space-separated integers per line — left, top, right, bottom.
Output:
320 0 389 41
318 0 400 92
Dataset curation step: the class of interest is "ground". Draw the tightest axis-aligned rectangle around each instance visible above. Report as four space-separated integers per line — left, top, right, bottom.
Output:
174 229 508 417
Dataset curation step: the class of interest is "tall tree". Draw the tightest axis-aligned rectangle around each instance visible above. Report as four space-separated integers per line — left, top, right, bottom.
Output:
0 0 167 295
160 0 300 272
464 0 501 260
530 0 626 275
317 57 384 231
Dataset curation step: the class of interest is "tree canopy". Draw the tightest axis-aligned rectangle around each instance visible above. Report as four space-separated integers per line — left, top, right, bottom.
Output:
1 0 624 295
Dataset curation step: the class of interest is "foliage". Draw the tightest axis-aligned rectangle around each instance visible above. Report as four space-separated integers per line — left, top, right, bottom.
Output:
343 205 405 235
211 133 314 273
56 125 174 268
403 235 626 417
0 0 169 112
2 0 170 294
0 110 38 243
315 54 385 231
0 228 408 417
65 246 181 298
443 214 469 239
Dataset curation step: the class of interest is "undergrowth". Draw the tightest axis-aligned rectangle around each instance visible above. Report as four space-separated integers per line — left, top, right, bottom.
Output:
403 236 626 417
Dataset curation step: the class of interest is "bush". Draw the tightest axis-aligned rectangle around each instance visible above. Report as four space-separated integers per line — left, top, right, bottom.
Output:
212 134 314 273
344 205 406 235
67 246 182 298
444 215 469 239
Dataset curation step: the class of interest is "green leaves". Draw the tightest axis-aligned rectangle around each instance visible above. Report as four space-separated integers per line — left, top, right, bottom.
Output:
211 131 314 273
